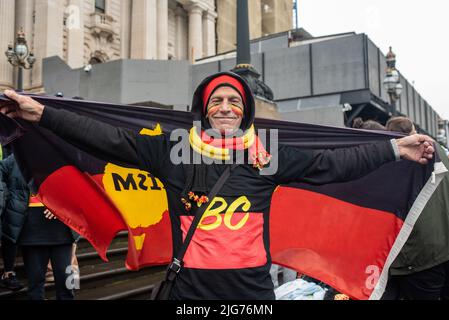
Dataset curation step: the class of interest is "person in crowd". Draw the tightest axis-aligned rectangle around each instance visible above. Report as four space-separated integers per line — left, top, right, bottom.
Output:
19 191 76 300
1 147 76 299
352 117 386 131
386 116 449 300
0 146 28 292
41 94 81 285
386 116 417 135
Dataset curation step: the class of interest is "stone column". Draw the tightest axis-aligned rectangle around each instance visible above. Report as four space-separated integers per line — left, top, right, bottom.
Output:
186 4 203 62
157 0 168 60
120 0 131 59
66 0 84 69
130 0 157 59
33 0 65 89
202 10 217 58
248 0 262 39
15 0 34 90
0 0 16 89
175 7 187 60
261 0 293 35
216 0 236 54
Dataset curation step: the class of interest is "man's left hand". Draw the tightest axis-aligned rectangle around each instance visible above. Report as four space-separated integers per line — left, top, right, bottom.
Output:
396 134 435 165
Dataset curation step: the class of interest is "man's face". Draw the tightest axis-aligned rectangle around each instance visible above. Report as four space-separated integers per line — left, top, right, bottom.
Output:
206 86 244 134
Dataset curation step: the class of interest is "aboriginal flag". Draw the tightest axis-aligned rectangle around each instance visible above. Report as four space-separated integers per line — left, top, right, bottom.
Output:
1 94 448 300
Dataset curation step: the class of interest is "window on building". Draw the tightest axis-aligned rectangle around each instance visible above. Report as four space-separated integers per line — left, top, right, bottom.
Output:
95 0 106 13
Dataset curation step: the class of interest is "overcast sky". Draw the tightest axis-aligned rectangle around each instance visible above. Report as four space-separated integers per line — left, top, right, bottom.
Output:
298 0 449 120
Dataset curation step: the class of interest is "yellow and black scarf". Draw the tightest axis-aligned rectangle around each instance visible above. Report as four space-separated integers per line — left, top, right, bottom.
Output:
181 126 271 211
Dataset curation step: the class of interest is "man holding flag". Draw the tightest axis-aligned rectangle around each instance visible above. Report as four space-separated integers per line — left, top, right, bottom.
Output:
0 72 436 300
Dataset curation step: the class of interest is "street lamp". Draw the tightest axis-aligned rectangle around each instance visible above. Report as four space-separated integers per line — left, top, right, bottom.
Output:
4 29 36 92
383 47 403 116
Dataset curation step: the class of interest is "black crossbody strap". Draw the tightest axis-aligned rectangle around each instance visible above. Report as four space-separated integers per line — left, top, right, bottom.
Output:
166 165 234 280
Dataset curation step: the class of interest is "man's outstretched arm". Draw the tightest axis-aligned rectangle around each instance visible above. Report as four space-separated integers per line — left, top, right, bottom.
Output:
1 90 139 166
305 137 434 185
274 135 434 185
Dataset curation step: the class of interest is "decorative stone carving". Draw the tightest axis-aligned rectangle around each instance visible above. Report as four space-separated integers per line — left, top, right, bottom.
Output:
87 11 118 63
89 49 109 64
90 12 115 43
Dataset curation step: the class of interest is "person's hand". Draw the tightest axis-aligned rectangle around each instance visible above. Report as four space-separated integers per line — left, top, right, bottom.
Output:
44 209 57 220
396 134 435 165
0 90 44 122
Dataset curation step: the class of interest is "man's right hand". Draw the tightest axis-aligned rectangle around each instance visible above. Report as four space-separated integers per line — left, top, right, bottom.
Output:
1 90 44 122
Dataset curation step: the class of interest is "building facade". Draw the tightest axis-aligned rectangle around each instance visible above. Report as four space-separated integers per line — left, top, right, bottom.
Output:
216 0 293 53
0 0 293 92
39 29 444 142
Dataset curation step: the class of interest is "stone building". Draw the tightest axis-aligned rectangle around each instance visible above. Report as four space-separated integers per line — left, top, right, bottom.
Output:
0 0 293 92
217 0 293 53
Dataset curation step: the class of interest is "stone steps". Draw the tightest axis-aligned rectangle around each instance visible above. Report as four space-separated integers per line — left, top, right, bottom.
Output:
0 232 166 300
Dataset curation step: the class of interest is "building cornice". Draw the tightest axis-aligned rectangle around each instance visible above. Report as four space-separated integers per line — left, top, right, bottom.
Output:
180 0 210 13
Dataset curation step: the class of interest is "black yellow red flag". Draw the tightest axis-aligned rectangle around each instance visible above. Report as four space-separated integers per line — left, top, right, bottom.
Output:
1 94 447 299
